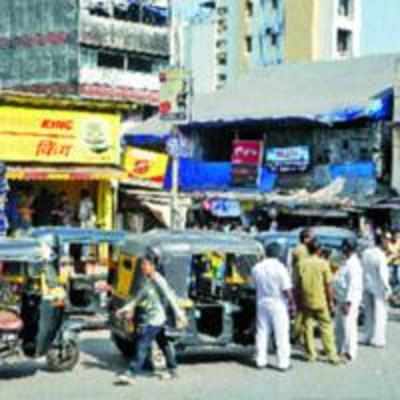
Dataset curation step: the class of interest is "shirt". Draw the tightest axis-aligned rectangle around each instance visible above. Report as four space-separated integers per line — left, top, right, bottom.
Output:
298 255 332 310
362 246 390 298
252 257 292 304
120 272 184 327
292 244 309 286
79 198 95 225
334 253 363 305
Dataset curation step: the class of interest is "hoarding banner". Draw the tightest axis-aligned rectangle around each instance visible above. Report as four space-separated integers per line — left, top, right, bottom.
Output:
231 140 263 187
232 140 263 165
0 107 120 165
265 145 310 172
159 68 189 121
124 148 169 187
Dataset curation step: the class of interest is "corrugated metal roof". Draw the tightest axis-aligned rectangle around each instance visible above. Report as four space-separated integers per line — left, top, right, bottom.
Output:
191 54 399 126
126 54 400 135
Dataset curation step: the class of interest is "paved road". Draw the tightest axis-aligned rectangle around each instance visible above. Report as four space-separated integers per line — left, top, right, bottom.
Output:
2 312 400 400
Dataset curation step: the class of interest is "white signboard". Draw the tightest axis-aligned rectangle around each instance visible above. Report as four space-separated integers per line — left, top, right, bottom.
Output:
265 146 310 172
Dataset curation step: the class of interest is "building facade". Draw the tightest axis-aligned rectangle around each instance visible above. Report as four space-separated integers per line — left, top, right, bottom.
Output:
173 0 361 95
0 0 170 107
285 0 362 62
172 0 285 94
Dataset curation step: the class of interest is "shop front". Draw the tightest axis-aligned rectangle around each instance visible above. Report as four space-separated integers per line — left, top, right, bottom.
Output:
0 103 122 233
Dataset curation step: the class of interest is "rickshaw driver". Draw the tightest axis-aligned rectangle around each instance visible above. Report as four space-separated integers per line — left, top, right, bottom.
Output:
115 250 188 384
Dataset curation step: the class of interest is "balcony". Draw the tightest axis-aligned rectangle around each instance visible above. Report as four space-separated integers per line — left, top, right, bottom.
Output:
79 67 160 105
79 13 169 57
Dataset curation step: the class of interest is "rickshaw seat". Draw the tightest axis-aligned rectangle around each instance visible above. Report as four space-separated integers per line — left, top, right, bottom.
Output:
0 310 23 332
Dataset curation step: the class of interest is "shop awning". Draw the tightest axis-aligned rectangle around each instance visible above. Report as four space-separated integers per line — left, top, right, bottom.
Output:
121 117 173 146
6 166 124 181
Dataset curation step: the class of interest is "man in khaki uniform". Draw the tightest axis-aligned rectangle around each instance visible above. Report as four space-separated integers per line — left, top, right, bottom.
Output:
298 239 340 364
292 229 312 343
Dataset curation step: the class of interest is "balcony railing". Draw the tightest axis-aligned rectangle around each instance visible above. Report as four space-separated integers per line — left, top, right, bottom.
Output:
79 13 169 56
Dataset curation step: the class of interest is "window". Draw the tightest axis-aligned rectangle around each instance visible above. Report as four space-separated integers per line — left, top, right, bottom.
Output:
217 6 228 16
98 52 124 69
217 73 227 82
245 35 253 53
338 0 352 17
337 29 352 56
271 0 279 10
127 56 153 73
271 32 278 46
246 0 254 17
217 51 228 66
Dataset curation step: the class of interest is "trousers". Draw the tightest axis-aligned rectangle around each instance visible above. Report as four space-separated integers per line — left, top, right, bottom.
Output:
303 307 338 361
363 291 387 347
129 325 177 375
335 302 360 360
255 299 291 369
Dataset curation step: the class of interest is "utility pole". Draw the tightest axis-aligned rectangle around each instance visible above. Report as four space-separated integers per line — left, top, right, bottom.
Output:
168 0 180 230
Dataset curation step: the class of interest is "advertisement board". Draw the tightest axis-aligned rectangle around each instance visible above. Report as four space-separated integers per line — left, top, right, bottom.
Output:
231 140 263 187
124 148 169 187
0 107 120 165
159 68 189 121
265 146 310 172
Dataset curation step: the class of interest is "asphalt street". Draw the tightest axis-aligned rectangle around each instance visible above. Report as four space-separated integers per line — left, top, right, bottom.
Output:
2 311 400 400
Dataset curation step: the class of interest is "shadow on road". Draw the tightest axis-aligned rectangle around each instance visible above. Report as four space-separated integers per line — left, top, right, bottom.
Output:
80 335 257 371
80 337 127 374
0 362 39 380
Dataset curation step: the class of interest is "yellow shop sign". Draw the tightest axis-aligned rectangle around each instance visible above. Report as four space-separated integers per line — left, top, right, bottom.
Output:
0 106 121 164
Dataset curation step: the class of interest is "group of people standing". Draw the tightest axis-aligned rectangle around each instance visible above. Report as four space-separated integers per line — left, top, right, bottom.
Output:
252 228 390 371
6 187 96 233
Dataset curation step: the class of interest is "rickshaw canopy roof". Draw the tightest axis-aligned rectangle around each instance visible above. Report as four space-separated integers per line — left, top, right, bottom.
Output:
122 230 265 257
0 238 45 263
29 227 126 245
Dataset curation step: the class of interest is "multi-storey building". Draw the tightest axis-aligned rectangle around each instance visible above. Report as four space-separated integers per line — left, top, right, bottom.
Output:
172 0 285 94
173 0 361 95
0 0 170 107
285 0 361 62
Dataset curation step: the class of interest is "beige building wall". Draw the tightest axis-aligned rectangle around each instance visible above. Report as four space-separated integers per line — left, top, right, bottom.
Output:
284 0 319 62
285 0 361 62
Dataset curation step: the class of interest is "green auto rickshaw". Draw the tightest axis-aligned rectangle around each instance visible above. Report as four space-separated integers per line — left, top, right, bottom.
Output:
109 230 264 358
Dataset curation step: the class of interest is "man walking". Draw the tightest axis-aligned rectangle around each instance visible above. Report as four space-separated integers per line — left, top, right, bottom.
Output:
298 239 340 364
252 242 295 371
334 239 363 362
361 235 390 348
116 250 187 384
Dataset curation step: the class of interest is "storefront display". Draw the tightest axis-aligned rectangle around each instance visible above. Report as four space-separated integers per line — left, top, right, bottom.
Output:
0 102 122 234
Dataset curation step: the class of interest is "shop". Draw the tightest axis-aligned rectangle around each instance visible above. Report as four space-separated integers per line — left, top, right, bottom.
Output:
0 95 126 233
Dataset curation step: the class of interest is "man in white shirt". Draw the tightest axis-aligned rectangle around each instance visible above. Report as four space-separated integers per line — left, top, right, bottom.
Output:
334 239 363 362
252 242 295 371
361 235 390 348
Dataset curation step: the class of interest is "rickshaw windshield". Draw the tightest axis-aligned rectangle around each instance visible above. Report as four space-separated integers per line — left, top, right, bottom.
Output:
232 254 259 278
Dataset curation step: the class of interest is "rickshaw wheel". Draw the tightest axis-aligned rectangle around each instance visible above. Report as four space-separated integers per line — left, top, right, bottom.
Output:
111 334 135 359
46 340 80 372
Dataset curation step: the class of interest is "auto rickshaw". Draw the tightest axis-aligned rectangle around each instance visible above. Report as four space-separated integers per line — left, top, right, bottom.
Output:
109 230 264 359
0 238 80 372
29 227 126 315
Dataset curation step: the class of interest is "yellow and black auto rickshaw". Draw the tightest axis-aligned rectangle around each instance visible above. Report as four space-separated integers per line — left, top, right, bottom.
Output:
0 238 81 372
109 230 264 358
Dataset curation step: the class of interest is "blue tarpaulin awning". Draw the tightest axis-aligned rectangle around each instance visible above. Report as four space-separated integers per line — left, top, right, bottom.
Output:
163 158 277 193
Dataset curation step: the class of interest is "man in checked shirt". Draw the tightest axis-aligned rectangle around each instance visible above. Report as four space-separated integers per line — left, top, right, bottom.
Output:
115 249 188 384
